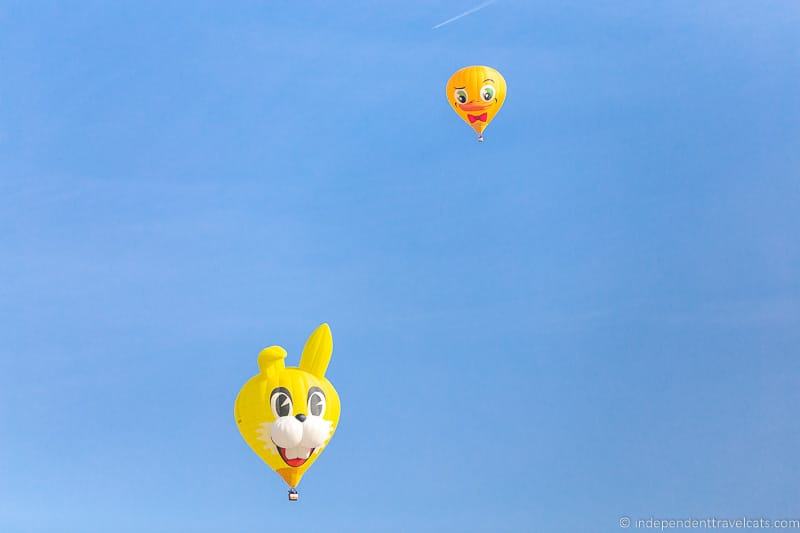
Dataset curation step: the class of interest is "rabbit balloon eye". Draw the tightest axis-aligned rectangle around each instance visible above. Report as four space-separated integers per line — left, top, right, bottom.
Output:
307 387 326 417
270 388 293 418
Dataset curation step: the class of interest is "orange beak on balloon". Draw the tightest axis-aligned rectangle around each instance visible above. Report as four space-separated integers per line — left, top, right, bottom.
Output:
458 101 493 112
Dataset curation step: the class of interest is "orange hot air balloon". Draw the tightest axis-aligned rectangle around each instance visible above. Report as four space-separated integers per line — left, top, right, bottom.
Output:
445 65 507 142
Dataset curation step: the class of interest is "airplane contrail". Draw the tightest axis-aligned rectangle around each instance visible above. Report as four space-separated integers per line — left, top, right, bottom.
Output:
432 0 498 29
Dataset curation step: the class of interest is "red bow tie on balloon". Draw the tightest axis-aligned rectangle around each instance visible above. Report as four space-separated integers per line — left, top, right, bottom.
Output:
468 113 488 123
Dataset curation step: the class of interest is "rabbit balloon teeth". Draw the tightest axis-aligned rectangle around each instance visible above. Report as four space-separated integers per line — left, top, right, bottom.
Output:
277 445 314 467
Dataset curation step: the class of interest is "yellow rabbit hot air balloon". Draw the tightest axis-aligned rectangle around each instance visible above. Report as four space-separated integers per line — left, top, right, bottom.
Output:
446 65 507 142
234 324 341 501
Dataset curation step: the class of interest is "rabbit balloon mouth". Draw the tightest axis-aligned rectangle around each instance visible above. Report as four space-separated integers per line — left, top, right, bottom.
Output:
274 441 315 467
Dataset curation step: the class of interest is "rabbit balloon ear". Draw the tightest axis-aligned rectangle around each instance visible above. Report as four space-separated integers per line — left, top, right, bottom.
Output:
299 323 333 378
258 345 286 379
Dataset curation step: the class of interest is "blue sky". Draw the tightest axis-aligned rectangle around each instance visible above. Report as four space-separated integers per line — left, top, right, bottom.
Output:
1 1 799 531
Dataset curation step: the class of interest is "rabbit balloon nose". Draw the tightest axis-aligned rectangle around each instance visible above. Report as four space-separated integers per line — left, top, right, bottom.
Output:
295 414 307 422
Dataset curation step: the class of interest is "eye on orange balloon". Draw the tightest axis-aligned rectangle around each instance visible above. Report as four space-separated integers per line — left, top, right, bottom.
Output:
446 65 507 142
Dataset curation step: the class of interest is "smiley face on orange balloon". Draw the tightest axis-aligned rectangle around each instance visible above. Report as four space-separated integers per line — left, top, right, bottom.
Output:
446 65 507 141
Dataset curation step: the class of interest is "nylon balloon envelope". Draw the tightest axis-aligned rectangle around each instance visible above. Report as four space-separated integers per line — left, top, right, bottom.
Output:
235 324 341 499
446 65 507 142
